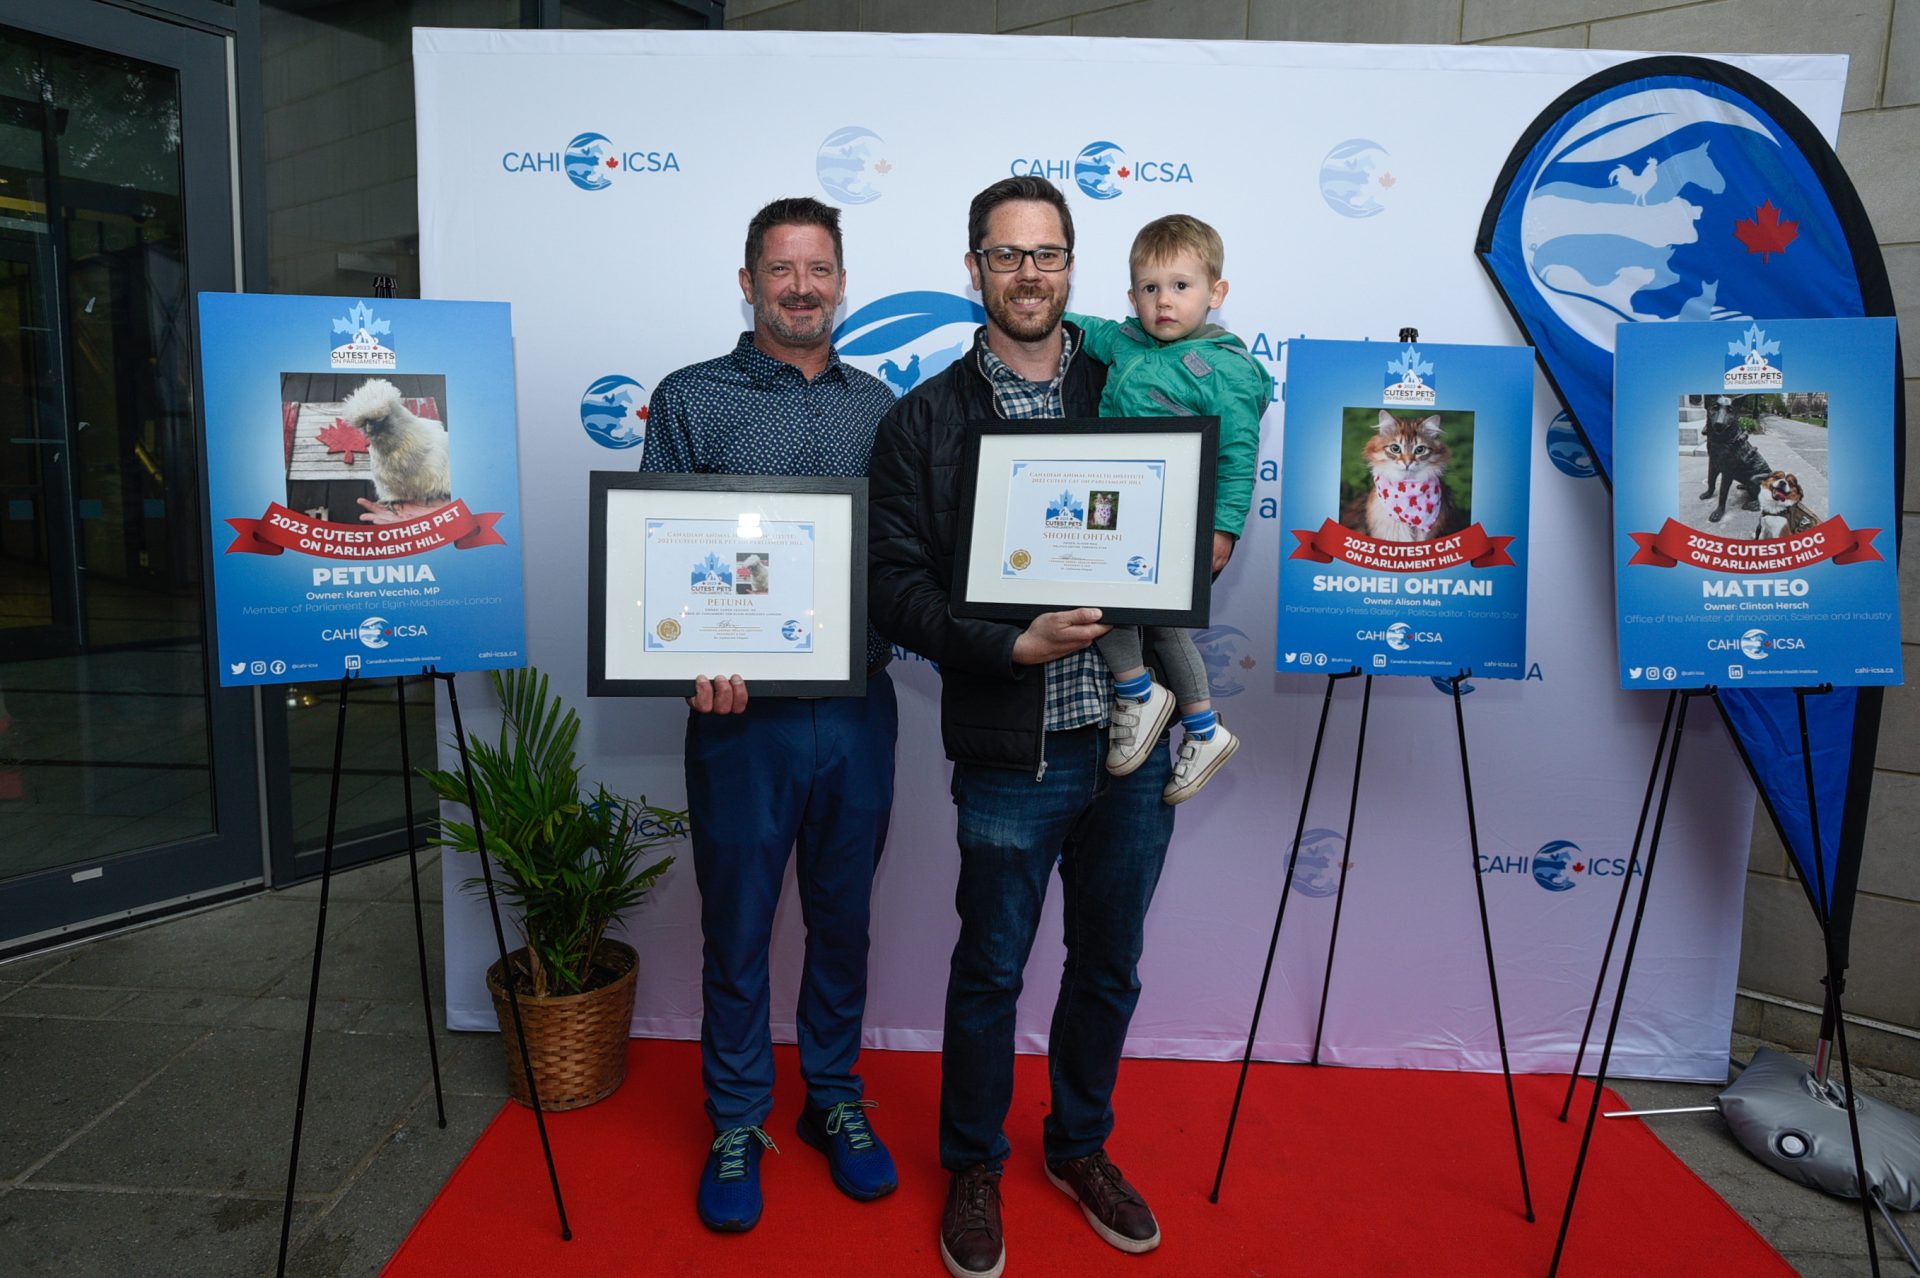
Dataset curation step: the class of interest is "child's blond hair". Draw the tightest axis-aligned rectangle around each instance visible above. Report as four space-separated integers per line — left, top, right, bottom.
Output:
1128 214 1224 281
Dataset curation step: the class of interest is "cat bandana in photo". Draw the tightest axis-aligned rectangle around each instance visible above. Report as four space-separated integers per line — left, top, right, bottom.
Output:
1375 476 1442 533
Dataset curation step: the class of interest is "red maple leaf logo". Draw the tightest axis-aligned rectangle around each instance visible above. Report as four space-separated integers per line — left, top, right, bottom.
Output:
636 404 649 421
1735 200 1798 261
1238 654 1257 670
1378 172 1396 188
606 157 619 169
1116 165 1131 179
319 418 371 467
1573 862 1586 873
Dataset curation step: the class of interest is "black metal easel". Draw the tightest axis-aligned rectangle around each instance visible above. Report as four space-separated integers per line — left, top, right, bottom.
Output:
1547 684 1885 1276
1210 663 1535 1225
1546 687 1713 1277
273 669 573 1275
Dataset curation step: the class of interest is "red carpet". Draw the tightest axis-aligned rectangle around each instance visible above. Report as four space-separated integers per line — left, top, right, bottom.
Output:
386 1040 1792 1277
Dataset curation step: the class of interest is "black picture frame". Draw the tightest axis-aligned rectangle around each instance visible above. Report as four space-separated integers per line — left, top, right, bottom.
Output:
951 417 1218 627
588 472 869 698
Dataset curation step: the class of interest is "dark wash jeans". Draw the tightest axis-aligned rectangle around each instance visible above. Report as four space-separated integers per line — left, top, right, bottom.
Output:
685 671 898 1130
939 723 1176 1172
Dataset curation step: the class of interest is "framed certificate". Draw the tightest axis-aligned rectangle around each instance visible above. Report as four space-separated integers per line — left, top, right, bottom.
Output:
952 418 1217 626
588 473 868 697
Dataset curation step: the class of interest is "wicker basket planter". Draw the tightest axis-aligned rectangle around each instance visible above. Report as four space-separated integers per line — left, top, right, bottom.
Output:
485 939 638 1111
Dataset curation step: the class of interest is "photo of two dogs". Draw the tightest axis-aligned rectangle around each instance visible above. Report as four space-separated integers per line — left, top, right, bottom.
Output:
1680 392 1827 540
282 373 452 525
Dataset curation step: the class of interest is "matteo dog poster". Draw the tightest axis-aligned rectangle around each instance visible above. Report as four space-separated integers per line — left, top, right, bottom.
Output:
1613 318 1899 690
198 294 526 686
1276 338 1534 677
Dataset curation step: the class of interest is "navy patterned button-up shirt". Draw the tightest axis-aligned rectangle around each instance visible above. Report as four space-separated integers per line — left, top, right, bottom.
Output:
642 332 894 672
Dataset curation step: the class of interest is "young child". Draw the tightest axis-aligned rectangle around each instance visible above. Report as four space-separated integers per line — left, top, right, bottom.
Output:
1068 214 1269 805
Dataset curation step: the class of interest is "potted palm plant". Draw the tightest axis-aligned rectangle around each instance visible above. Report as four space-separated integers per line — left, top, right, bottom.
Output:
423 666 685 1110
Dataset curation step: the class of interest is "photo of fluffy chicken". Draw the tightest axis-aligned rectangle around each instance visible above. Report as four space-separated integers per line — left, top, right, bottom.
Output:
338 377 452 507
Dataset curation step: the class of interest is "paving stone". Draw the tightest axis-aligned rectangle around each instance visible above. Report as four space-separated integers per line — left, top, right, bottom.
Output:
106 990 252 1026
1252 0 1461 44
261 901 445 1008
0 1187 316 1278
45 896 348 996
0 985 134 1019
283 1093 500 1278
280 850 438 904
0 1019 204 1178
226 994 374 1034
436 1028 512 1099
38 1026 424 1196
1069 0 1248 38
0 951 79 984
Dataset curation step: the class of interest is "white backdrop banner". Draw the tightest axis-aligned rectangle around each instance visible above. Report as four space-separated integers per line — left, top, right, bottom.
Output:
415 29 1846 1081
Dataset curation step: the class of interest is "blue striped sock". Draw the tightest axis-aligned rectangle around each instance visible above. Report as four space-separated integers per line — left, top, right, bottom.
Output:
1182 708 1218 740
1113 671 1153 702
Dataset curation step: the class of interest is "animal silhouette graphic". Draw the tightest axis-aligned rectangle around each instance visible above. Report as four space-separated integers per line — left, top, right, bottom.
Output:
1608 156 1660 205
878 354 921 395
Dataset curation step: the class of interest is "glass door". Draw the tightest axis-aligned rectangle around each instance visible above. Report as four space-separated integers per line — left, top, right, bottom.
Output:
0 2 257 952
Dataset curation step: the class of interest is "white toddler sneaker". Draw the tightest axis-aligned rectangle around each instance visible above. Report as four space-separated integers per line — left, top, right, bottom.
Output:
1106 681 1174 776
1163 719 1238 805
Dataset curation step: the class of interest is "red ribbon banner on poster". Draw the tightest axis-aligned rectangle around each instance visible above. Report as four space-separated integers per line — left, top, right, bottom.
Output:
225 500 507 560
1288 519 1516 573
1626 516 1882 573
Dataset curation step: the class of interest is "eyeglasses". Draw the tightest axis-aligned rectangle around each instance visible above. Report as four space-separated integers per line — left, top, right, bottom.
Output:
973 245 1071 273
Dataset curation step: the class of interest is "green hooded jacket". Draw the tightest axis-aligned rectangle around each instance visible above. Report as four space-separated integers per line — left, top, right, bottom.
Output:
1065 312 1271 537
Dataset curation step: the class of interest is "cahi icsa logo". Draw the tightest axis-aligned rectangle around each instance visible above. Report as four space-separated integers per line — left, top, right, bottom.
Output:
1008 140 1194 201
833 291 986 397
318 616 429 649
501 132 682 190
1358 620 1440 650
1478 839 1643 891
816 126 890 205
1707 627 1804 660
581 375 648 451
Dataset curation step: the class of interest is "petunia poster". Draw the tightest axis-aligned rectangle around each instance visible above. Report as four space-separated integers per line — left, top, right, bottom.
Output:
198 293 527 686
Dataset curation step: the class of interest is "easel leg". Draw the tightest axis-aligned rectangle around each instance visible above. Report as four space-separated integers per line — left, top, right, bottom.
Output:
1795 685 1881 1276
443 672 572 1241
1311 673 1373 1066
1560 689 1679 1122
1211 668 1360 1203
1451 671 1535 1223
276 676 352 1277
1548 688 1705 1278
397 674 446 1128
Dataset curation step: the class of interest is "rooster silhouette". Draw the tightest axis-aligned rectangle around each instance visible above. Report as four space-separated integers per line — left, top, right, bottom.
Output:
1607 157 1660 205
878 354 921 395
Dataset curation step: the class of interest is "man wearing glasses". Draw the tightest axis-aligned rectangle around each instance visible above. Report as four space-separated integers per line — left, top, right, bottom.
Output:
869 177 1176 1278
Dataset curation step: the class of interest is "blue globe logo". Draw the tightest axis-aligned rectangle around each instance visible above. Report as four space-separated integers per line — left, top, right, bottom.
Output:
1126 555 1149 578
1432 675 1475 695
581 375 647 451
834 291 986 398
1531 839 1581 892
1384 622 1413 651
1320 138 1393 218
1289 828 1347 898
1741 629 1770 660
816 126 888 205
1545 412 1597 479
564 132 615 191
357 617 389 650
782 619 805 643
1074 140 1127 201
1194 625 1256 698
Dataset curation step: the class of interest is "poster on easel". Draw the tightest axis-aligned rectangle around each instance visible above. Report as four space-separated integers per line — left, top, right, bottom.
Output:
1613 317 1900 690
1275 338 1535 677
198 294 527 686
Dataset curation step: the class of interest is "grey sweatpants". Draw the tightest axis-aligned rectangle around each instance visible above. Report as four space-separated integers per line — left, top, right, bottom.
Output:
1095 625 1210 707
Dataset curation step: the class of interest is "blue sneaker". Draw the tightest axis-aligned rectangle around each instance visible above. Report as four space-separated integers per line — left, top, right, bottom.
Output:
697 1124 775 1232
796 1099 898 1201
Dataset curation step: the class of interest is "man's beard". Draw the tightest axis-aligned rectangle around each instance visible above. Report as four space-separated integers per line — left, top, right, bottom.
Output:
753 289 834 346
984 281 1066 344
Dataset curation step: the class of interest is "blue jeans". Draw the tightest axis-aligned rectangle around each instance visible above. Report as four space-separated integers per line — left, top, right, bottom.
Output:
684 672 898 1130
939 724 1176 1172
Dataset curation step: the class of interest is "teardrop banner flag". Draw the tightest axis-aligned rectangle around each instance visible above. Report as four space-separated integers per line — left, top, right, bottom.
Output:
1477 56 1905 963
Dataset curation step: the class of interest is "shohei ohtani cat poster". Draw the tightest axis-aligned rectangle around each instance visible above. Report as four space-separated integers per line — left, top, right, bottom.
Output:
1276 339 1534 678
199 294 526 687
1613 318 1900 690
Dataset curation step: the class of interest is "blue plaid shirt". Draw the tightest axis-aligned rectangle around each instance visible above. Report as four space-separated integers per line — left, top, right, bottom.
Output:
979 331 1108 733
643 333 894 672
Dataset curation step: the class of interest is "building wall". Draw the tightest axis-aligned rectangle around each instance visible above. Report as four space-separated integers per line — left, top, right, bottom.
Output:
723 0 1920 1062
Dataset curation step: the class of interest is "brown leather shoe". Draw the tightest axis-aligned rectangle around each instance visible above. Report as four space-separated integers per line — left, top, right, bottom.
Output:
939 1164 1005 1278
1044 1149 1161 1253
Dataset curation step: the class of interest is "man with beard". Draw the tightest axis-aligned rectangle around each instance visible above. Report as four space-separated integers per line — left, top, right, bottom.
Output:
868 177 1176 1277
643 197 900 1232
